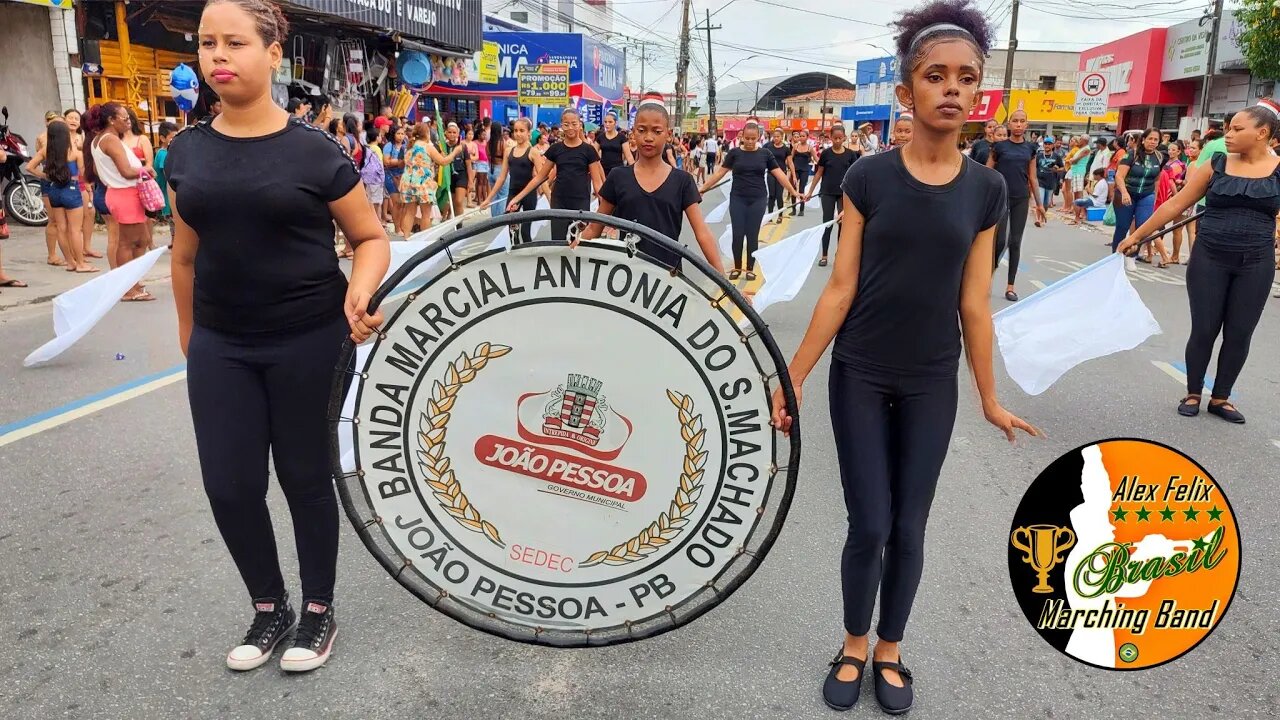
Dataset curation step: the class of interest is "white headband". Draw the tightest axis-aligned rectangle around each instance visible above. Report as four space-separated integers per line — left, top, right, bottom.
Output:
638 98 665 108
1256 100 1280 118
908 23 974 54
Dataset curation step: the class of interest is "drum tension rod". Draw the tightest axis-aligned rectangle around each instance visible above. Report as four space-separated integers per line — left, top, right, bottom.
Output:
340 369 369 379
335 416 360 425
446 246 459 270
393 557 412 579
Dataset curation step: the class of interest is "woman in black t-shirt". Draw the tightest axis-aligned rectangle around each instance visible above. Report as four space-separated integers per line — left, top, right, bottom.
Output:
593 113 632 176
788 129 817 217
765 128 791 218
443 122 472 221
769 4 1037 712
699 122 799 280
507 107 604 243
167 0 389 674
803 122 858 265
580 96 721 269
987 108 1047 301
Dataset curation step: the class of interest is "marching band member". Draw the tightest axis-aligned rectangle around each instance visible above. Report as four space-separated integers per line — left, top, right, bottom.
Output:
769 1 1038 712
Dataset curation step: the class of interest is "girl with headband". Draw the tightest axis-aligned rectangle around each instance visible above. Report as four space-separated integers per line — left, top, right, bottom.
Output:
579 93 721 270
1118 98 1280 424
699 121 801 280
769 1 1038 712
507 106 605 243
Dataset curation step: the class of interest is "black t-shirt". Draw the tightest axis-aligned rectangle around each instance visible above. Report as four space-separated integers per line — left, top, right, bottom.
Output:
837 149 1006 376
166 117 359 335
792 145 814 174
767 143 790 171
600 165 701 267
544 141 600 202
723 147 779 201
596 130 628 171
970 138 992 166
451 142 469 178
991 139 1036 199
817 147 857 196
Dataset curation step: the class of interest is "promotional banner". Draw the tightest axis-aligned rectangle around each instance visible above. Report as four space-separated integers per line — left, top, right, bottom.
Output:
1160 18 1212 82
1001 90 1120 124
582 35 626 105
425 32 624 104
518 65 571 107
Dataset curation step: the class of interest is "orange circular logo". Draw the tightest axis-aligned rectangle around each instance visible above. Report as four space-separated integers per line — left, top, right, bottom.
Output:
1007 439 1240 670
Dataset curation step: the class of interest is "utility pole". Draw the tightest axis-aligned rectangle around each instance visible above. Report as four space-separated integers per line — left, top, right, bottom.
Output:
675 0 692 124
1199 0 1225 123
699 9 723 138
1002 0 1019 116
820 73 829 134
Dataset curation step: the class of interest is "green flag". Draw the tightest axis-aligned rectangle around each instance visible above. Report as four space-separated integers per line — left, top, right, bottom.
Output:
433 99 452 209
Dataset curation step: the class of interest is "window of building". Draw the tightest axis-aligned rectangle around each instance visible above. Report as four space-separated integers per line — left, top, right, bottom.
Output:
1154 106 1185 130
1038 75 1056 90
510 11 528 23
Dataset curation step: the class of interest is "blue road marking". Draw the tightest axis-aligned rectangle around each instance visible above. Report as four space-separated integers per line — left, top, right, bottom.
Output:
0 364 187 438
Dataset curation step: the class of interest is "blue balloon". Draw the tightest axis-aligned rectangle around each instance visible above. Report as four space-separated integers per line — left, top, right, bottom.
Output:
170 63 200 113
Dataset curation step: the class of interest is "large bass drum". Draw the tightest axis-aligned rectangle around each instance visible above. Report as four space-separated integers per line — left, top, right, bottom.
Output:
330 210 800 647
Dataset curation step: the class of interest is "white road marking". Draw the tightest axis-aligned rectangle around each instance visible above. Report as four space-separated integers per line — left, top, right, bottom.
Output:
1150 360 1187 386
0 369 188 449
1029 279 1046 290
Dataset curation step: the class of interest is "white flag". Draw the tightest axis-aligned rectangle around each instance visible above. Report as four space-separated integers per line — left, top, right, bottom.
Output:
705 196 731 224
993 253 1160 395
749 219 834 315
530 195 551 240
24 247 170 367
717 207 787 263
338 344 374 473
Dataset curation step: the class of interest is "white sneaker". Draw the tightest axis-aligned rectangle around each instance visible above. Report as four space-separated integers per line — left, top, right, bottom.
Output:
226 596 295 671
280 601 337 673
1124 256 1137 272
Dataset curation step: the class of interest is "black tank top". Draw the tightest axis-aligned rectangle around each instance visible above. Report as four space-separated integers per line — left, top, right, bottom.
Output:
792 145 813 173
508 145 535 194
597 130 627 172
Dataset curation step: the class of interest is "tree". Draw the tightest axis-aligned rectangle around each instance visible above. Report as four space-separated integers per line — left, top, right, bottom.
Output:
1234 0 1280 83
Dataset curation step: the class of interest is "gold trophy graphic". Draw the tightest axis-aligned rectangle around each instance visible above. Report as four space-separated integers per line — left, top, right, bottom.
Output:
1011 525 1076 593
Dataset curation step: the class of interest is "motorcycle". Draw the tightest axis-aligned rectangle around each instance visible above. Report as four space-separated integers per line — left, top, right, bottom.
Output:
0 105 49 228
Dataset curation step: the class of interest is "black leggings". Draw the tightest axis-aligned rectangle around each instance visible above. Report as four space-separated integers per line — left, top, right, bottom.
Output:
993 195 1030 285
512 192 537 243
791 170 810 215
729 194 766 271
821 194 840 256
1184 242 1275 399
551 195 592 243
187 316 348 605
829 359 957 641
767 175 785 215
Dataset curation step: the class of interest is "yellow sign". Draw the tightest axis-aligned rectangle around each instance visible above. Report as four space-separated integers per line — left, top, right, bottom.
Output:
478 41 499 85
998 90 1119 124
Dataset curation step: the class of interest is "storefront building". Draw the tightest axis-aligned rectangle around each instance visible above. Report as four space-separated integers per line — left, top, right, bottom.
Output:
1080 27 1196 135
416 31 625 127
843 56 899 143
0 0 83 145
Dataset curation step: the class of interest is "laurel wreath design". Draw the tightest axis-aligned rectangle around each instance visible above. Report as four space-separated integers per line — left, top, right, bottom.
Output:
416 342 512 548
579 390 707 568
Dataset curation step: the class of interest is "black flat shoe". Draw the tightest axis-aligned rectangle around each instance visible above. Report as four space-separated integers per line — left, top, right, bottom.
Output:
818 257 828 267
872 659 914 715
1207 401 1245 424
1005 290 1019 302
1177 396 1200 417
823 652 866 711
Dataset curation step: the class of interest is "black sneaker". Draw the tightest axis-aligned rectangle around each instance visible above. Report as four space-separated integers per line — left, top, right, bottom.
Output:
226 593 295 671
281 601 337 673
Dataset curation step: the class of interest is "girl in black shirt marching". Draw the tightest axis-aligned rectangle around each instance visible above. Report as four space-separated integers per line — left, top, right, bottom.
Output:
804 122 858 266
507 107 604 243
769 2 1037 713
789 129 817 217
766 128 791 219
700 122 800 280
579 94 721 270
987 108 1047 301
167 0 390 674
594 112 632 176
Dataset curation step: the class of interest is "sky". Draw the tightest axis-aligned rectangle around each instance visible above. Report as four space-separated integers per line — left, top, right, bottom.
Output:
600 0 1215 95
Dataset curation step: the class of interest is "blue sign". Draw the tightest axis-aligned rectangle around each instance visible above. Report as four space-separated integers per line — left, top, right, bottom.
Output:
853 56 897 109
842 105 893 121
582 34 625 102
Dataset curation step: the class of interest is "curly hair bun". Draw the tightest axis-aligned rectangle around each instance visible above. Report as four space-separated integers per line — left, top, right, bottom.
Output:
892 0 993 74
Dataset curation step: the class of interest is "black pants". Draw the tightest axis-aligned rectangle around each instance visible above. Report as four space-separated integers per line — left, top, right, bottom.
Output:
791 170 810 215
187 316 348 605
551 195 592 243
993 195 1030 285
730 194 766 271
767 175 785 215
821 194 841 256
512 193 538 244
1184 242 1275 399
829 359 957 641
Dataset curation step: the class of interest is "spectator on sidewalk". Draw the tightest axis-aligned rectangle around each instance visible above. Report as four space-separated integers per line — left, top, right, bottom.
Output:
1036 136 1063 211
0 143 28 288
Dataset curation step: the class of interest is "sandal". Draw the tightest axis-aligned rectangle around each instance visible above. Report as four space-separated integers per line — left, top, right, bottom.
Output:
84 250 104 259
0 279 29 288
822 652 866 711
728 269 742 280
745 271 757 281
872 658 915 715
818 257 828 267
1177 395 1201 417
1207 400 1245 424
121 291 156 302
1005 290 1019 302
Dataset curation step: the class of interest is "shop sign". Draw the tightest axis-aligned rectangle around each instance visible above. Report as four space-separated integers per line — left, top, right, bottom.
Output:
1075 72 1111 117
1080 29 1175 107
289 0 481 51
1161 18 1211 82
518 65 571 107
582 35 626 104
1005 90 1119 124
13 0 73 7
969 90 1003 122
1214 0 1246 71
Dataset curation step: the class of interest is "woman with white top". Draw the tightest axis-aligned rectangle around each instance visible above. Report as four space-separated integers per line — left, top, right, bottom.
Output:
92 102 153 301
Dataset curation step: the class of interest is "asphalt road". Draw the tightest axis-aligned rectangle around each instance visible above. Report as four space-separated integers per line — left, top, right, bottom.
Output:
1 198 1277 720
